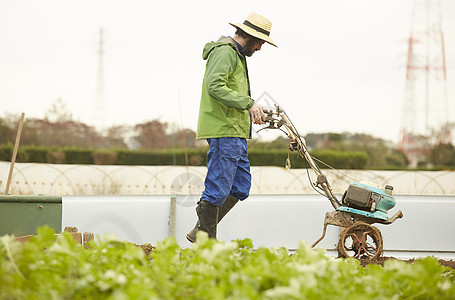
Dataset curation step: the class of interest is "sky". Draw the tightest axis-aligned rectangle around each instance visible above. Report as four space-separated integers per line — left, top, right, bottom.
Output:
1 0 454 143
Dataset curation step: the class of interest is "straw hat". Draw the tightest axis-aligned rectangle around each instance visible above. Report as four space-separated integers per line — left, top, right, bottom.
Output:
229 12 277 47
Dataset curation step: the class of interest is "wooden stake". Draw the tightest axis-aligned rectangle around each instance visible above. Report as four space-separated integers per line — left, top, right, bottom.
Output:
169 195 177 237
5 112 25 195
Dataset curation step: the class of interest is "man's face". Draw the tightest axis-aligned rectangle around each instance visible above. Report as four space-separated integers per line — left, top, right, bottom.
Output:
243 38 265 57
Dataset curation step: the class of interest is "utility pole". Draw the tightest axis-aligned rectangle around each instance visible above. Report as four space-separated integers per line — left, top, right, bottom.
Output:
93 26 106 131
398 0 449 167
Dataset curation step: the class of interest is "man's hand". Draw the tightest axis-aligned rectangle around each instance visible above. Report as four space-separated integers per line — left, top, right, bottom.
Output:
249 102 266 125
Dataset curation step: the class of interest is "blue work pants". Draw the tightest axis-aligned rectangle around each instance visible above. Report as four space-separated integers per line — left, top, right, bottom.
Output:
201 137 251 207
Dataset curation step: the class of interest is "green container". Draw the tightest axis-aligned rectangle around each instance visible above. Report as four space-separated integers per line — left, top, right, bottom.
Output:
0 195 62 236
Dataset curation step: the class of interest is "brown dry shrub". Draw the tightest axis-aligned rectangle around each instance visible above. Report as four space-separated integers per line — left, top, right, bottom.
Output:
46 151 65 164
92 150 118 165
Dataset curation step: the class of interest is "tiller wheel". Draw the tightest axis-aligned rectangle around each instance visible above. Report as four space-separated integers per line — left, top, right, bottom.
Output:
337 221 383 260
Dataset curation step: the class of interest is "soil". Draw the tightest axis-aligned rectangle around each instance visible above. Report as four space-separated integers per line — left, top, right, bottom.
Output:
359 256 455 270
438 259 455 270
136 244 455 271
137 243 155 257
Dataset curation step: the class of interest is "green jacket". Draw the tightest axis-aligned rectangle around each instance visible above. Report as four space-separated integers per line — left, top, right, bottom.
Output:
196 36 254 140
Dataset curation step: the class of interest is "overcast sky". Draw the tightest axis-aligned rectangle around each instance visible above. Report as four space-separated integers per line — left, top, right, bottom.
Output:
1 0 454 143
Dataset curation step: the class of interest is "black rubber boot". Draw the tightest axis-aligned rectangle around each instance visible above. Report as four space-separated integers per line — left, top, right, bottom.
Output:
194 200 219 239
186 195 238 243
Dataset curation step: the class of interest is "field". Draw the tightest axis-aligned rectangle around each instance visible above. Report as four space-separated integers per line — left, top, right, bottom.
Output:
1 227 454 299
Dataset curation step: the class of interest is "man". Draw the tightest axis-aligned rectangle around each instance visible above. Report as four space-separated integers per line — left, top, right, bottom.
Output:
186 12 277 242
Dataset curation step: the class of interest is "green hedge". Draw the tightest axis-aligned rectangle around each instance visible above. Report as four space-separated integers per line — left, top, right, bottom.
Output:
0 144 369 169
24 145 49 163
116 149 207 166
248 149 369 169
311 149 369 169
62 147 93 164
0 143 31 163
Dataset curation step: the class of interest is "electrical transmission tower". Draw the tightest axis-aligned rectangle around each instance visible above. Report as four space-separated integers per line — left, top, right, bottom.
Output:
398 0 449 167
93 27 106 130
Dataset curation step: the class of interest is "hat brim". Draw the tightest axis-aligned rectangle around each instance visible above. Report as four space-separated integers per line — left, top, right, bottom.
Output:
229 22 277 47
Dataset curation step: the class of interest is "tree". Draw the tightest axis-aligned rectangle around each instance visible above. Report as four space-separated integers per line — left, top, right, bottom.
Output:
249 136 290 150
20 118 102 148
45 98 73 122
170 128 197 149
104 125 129 149
301 132 409 169
430 143 455 166
385 149 409 167
134 119 170 149
0 118 15 144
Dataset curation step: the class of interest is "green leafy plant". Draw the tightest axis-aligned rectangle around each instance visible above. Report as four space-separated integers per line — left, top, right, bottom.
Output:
1 227 454 299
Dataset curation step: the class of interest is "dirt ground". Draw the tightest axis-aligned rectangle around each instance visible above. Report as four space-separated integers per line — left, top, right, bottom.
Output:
138 243 155 257
438 259 455 270
360 256 455 270
137 244 455 270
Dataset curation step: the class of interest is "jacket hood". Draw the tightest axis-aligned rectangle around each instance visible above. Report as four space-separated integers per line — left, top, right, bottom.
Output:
202 36 240 60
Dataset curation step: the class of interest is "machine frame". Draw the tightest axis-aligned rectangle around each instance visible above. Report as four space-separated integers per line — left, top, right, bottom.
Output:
261 106 403 260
